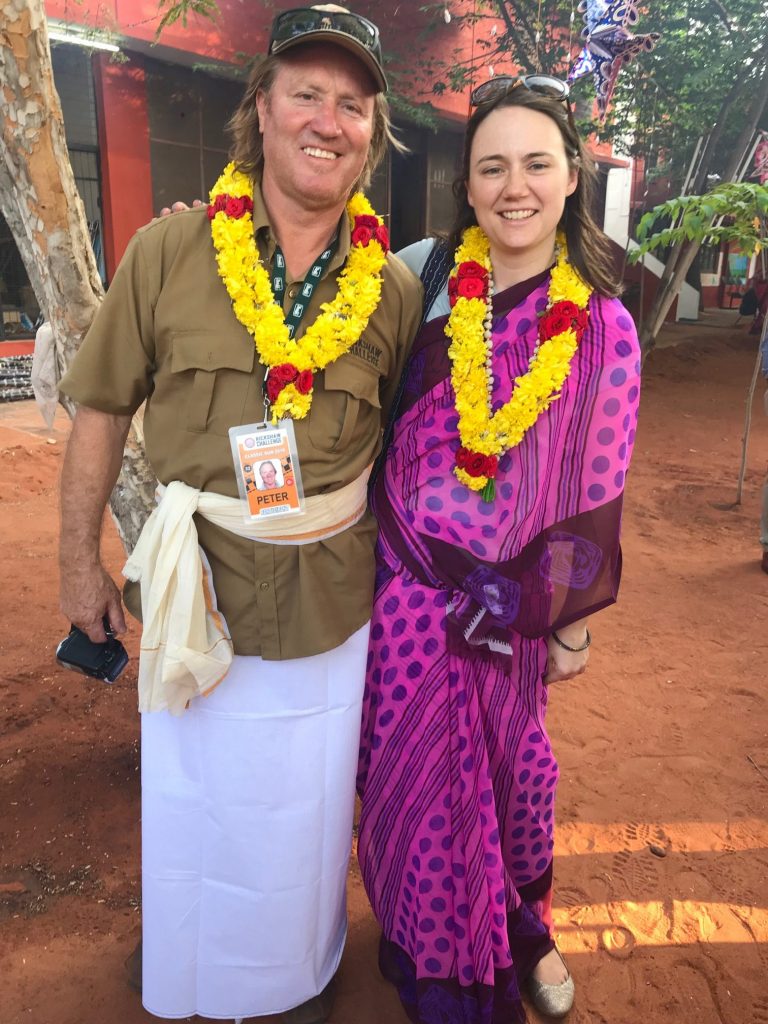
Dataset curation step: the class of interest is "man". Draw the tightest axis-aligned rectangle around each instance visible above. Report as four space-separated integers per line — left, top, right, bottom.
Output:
58 6 422 1022
258 459 279 490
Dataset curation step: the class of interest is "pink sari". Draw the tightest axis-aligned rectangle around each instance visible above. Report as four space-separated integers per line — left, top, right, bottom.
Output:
357 274 640 1023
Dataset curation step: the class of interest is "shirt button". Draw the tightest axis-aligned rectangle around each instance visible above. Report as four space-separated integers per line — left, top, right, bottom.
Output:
260 581 270 591
288 286 297 299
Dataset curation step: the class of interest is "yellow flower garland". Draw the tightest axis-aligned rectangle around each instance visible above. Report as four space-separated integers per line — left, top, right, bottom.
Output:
446 226 593 495
209 163 388 422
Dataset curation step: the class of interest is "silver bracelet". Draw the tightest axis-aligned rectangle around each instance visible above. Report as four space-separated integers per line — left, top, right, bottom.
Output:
551 628 591 652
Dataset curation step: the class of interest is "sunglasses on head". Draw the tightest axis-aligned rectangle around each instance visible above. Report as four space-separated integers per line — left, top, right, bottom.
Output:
470 74 571 108
269 8 383 65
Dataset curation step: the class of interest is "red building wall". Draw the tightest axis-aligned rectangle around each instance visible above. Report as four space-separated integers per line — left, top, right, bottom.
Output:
45 0 512 267
48 1 617 268
46 0 271 67
93 56 153 279
45 0 503 116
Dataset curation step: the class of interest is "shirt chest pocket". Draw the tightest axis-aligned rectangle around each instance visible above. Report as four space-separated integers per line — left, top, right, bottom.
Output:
170 333 257 435
309 358 382 453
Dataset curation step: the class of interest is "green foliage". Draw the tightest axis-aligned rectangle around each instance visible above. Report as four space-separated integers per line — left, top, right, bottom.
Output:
405 0 768 194
628 182 768 261
155 0 220 37
386 89 440 130
602 0 767 187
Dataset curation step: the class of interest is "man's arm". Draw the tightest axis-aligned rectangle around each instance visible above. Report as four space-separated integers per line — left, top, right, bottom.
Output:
59 406 132 642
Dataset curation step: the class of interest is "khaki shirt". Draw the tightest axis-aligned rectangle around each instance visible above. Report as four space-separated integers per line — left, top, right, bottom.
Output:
60 185 422 659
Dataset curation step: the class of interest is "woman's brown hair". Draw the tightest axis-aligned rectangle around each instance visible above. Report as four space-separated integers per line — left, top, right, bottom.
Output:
449 86 621 298
226 53 402 193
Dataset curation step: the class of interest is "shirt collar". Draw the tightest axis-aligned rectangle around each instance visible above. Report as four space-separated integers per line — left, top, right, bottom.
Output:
252 177 352 280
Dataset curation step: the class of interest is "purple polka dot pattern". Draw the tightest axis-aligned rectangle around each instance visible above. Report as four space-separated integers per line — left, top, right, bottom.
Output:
357 286 640 1017
358 571 559 998
597 427 615 445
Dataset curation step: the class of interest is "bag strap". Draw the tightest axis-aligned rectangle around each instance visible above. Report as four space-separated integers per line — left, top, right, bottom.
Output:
419 238 453 327
369 239 454 494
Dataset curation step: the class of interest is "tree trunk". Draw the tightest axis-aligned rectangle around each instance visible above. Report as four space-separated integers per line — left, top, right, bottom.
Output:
638 63 768 355
0 0 155 551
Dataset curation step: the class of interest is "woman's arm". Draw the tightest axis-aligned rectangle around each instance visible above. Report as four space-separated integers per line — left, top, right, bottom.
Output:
544 616 590 684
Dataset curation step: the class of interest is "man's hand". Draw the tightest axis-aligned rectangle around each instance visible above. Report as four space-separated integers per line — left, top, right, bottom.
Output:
59 407 132 643
543 619 590 685
159 199 202 216
60 562 127 642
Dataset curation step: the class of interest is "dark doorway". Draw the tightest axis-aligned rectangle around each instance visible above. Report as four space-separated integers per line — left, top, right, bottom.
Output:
389 126 427 250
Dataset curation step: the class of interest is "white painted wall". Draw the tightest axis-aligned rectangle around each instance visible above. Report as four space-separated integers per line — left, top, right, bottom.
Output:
602 164 700 322
603 164 633 244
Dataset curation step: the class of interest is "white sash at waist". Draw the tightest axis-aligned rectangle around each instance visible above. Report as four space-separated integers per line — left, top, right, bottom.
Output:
123 468 371 716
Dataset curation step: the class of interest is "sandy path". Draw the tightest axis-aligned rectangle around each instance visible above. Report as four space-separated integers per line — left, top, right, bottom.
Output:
0 324 766 1024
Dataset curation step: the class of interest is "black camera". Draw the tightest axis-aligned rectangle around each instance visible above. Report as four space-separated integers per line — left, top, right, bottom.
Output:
56 618 129 683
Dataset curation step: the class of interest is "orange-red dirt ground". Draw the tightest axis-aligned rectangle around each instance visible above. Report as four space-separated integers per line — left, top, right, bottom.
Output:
1 314 767 1024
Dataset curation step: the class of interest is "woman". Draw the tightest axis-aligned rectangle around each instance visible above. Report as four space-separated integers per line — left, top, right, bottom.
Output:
357 77 641 1023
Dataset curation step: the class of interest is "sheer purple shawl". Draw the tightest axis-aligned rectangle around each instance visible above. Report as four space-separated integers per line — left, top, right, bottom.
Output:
371 279 641 654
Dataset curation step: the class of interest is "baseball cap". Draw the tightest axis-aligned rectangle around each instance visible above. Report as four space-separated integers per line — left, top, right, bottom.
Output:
268 5 386 93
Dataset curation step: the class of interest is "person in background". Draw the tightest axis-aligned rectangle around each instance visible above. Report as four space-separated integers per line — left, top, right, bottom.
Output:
356 76 641 1022
760 319 768 574
57 6 421 1023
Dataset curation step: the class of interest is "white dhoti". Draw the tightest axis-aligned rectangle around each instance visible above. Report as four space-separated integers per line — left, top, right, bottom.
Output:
140 622 370 1020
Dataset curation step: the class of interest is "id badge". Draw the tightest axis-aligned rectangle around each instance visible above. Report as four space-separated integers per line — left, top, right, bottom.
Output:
228 420 305 522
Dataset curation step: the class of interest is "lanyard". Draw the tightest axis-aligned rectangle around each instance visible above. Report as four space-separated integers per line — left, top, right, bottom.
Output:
270 237 339 339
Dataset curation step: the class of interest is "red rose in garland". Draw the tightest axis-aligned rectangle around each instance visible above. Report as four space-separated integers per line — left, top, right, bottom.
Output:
351 225 373 246
224 195 253 219
539 308 573 340
207 194 228 220
457 277 486 300
455 446 470 469
483 454 498 478
574 308 589 332
355 215 379 230
374 224 390 251
554 300 580 319
455 447 497 479
458 261 489 282
271 363 299 385
266 377 283 403
266 363 300 402
296 369 314 395
465 452 489 477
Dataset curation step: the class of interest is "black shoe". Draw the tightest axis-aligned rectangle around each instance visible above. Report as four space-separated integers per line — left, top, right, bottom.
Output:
762 551 768 575
281 978 336 1024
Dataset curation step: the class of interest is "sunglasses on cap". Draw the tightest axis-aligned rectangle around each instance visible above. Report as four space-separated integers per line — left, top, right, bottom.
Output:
470 74 571 108
269 8 384 84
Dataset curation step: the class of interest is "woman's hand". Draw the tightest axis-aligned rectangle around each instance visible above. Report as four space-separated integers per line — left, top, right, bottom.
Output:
159 199 203 216
543 620 590 685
